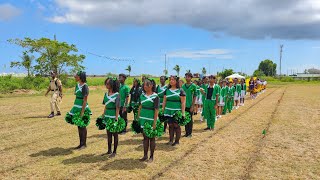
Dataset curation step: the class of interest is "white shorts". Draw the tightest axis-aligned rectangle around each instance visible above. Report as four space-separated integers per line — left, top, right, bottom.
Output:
218 97 225 106
196 94 203 105
234 92 240 101
240 90 246 98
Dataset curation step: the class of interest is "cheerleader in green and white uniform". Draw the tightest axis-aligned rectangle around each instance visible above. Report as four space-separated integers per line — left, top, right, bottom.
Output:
234 78 242 109
101 77 122 158
156 76 168 131
65 71 92 150
162 76 186 146
218 80 227 118
240 78 247 106
138 79 161 163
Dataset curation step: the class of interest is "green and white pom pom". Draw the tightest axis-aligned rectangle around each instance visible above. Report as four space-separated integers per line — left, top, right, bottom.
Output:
173 111 191 126
104 117 126 133
143 120 164 138
65 109 91 127
65 113 74 125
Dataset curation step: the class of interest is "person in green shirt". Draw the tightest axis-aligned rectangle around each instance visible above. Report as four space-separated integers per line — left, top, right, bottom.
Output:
227 81 235 113
118 74 130 133
234 78 241 109
200 76 208 122
218 80 227 118
240 78 247 106
156 76 168 132
101 77 121 158
65 71 91 150
162 76 186 146
222 81 230 115
138 79 159 163
200 75 219 130
182 72 197 138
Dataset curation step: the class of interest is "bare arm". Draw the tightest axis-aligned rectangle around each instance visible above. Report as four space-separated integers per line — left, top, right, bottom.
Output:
180 96 186 116
115 105 120 121
162 95 167 112
80 96 88 117
153 108 159 129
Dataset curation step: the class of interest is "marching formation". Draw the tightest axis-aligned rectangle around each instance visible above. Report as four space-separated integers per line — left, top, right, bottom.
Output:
63 71 267 163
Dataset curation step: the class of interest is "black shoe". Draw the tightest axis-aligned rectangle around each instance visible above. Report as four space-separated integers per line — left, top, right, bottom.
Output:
172 141 179 146
139 156 148 162
183 134 188 137
120 130 127 135
204 127 210 131
48 113 54 118
148 157 154 163
74 145 86 150
56 111 61 116
102 151 113 156
166 141 173 145
186 134 192 138
109 153 116 158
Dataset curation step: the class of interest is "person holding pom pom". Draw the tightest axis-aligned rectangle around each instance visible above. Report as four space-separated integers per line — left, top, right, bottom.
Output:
162 76 186 146
65 71 92 150
156 76 168 132
138 78 162 162
101 77 122 158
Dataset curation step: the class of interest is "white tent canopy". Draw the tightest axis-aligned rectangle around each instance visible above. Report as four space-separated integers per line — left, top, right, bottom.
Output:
225 73 245 79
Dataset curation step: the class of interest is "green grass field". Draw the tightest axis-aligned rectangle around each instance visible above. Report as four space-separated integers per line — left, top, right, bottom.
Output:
0 83 319 179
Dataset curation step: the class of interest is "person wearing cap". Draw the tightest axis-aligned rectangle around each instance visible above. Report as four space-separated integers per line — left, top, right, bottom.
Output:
45 71 63 118
118 73 130 133
182 72 197 138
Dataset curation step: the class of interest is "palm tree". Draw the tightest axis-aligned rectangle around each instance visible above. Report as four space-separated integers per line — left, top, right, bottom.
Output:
173 65 180 77
10 51 34 77
202 67 207 76
125 65 131 76
186 69 191 73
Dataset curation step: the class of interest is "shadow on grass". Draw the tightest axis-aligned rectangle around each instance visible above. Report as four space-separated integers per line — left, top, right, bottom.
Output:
88 133 106 139
62 154 107 164
135 142 176 152
24 115 48 119
30 147 73 157
100 158 147 171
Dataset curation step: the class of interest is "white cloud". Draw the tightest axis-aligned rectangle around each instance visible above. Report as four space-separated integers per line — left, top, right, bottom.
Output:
0 3 21 21
47 0 320 39
167 49 232 59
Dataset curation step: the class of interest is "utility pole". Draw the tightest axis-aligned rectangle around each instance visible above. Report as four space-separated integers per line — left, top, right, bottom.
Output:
279 45 283 77
54 34 56 41
165 54 167 72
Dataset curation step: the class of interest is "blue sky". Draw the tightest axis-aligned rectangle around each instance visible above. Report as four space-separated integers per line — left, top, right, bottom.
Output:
1 0 320 76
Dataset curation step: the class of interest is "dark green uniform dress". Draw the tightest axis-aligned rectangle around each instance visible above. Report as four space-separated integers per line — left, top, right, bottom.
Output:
139 93 159 128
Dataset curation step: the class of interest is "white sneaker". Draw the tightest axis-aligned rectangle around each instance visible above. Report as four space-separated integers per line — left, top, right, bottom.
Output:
236 106 239 110
200 116 203 122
